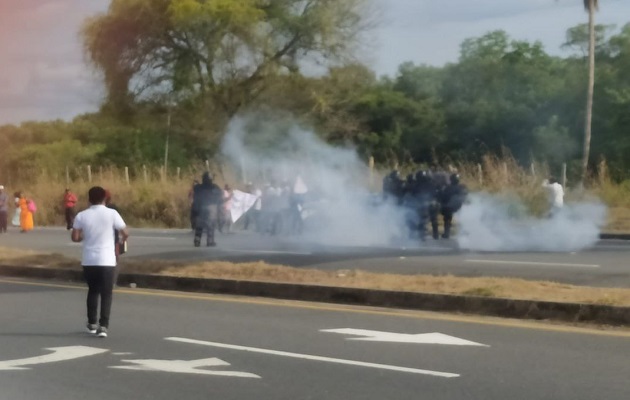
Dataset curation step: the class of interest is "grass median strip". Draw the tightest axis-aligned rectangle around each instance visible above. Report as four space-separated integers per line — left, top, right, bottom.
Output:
1 247 629 307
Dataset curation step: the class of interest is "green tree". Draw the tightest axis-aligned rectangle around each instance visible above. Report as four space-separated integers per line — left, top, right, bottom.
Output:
82 0 373 124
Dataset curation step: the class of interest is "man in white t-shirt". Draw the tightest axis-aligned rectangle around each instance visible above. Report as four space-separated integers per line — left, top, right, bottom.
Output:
542 177 564 218
72 186 129 338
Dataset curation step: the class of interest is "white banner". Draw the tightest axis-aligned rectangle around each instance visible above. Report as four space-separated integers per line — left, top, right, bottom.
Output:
230 190 258 223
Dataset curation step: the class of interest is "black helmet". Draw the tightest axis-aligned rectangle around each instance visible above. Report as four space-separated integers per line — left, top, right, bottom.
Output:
202 172 213 185
450 173 460 185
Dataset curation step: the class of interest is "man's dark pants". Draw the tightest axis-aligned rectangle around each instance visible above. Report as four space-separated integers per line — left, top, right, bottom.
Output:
0 211 7 232
65 207 76 230
83 266 116 328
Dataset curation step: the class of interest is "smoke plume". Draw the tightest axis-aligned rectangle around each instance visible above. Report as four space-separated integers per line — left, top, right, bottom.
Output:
456 193 607 252
220 115 407 247
221 114 607 252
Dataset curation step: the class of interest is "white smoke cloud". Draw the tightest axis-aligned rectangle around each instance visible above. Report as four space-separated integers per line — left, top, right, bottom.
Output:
220 115 407 247
457 193 607 252
221 115 607 252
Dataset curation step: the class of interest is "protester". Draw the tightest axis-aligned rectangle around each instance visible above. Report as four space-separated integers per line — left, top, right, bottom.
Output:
0 185 8 233
243 183 262 232
262 181 282 235
72 186 129 338
290 175 309 235
18 192 34 233
219 184 234 233
192 172 223 247
542 177 564 218
12 192 21 227
63 188 78 230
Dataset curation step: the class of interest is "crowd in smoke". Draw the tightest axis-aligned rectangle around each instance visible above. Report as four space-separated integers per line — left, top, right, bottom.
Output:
219 115 607 252
221 116 407 246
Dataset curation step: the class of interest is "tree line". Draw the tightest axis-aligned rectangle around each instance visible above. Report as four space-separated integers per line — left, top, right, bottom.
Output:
1 0 629 185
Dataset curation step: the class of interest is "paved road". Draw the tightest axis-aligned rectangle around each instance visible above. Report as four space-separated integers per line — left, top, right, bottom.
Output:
1 227 630 287
0 278 628 400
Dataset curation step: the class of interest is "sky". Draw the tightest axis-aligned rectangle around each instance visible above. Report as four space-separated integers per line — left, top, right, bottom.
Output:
1 0 629 125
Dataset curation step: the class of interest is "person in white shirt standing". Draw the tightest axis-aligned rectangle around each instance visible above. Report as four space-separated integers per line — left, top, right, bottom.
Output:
542 177 565 218
71 186 129 338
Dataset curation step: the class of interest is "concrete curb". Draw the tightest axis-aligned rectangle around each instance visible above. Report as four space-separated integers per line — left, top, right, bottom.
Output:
1 265 628 327
600 233 630 240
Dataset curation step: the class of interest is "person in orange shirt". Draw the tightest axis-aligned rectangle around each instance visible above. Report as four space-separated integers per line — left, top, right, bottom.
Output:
63 189 78 230
17 192 34 233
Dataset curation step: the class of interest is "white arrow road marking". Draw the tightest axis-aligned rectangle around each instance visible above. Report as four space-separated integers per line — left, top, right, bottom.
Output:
0 346 108 371
110 357 259 378
166 337 459 378
320 329 488 347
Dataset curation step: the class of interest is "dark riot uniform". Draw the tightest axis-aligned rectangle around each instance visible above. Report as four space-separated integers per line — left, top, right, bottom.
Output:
401 174 419 238
438 174 468 239
192 173 223 247
428 170 449 239
413 171 437 241
382 170 404 205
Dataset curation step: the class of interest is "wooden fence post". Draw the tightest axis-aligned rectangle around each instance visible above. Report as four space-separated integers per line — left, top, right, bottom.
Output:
87 165 92 183
176 167 181 180
65 165 70 187
124 167 130 186
143 165 148 183
205 160 210 172
562 163 567 188
530 163 536 177
368 156 375 190
477 163 483 186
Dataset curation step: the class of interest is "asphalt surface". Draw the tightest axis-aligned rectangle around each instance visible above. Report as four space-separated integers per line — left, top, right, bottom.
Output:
0 278 628 400
1 226 629 288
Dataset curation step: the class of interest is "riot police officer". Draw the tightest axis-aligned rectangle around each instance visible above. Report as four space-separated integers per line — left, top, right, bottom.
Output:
438 173 468 239
382 169 404 205
414 170 436 241
192 172 223 247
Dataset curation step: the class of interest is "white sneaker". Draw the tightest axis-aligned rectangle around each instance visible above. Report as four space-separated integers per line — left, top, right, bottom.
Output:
96 326 108 338
86 323 98 334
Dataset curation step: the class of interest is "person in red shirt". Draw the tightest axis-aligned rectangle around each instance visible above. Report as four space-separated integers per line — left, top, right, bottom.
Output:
63 188 78 230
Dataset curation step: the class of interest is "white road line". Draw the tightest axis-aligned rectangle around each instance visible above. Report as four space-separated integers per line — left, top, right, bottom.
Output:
465 260 600 268
165 337 459 378
131 236 177 240
220 249 312 256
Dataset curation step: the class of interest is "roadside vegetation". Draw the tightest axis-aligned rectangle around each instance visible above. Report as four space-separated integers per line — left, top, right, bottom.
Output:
12 157 630 232
1 2 629 230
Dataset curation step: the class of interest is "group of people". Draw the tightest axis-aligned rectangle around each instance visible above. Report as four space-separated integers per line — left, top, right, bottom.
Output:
0 185 36 233
247 179 306 237
189 173 308 247
383 168 468 240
